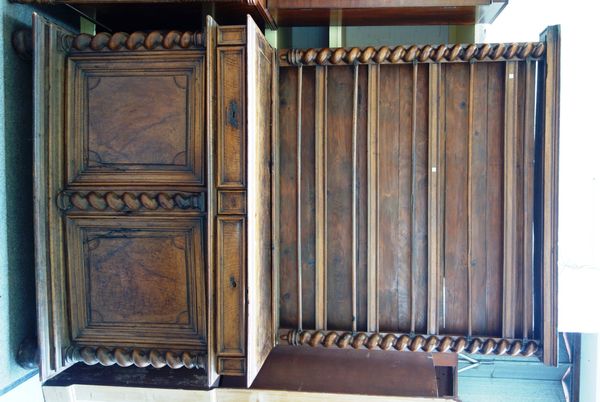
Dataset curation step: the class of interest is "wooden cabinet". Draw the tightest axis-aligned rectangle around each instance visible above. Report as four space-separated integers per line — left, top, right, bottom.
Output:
31 8 560 394
33 13 276 386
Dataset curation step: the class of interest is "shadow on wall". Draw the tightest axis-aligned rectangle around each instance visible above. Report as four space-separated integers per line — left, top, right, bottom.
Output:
1 8 37 396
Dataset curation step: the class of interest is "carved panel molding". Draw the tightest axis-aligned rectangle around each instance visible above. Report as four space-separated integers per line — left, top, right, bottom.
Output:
70 31 204 52
65 346 206 370
280 329 539 357
58 191 205 212
280 42 545 66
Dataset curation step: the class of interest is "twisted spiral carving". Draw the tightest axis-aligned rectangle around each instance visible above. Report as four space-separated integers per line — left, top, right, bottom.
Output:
281 329 539 357
281 42 545 66
65 346 205 369
70 31 203 52
58 191 203 212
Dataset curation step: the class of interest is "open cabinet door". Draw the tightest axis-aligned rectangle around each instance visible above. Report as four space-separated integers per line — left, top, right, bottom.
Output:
33 13 77 381
246 14 276 386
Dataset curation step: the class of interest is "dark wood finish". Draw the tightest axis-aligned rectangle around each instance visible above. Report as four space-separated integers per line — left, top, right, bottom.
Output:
44 363 209 389
13 2 275 30
540 25 560 367
278 32 558 366
33 14 560 396
280 329 539 357
252 346 439 398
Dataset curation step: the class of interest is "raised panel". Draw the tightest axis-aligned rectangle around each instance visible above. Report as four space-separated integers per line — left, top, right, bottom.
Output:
66 53 205 186
218 357 246 376
66 217 206 350
217 46 246 188
217 216 245 357
218 190 246 215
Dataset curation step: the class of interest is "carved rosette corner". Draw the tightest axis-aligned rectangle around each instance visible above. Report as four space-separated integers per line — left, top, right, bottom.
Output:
65 346 205 370
280 329 539 357
70 31 204 52
57 191 204 212
281 42 545 66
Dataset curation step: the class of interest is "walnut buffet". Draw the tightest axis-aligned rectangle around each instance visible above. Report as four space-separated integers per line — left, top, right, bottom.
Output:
30 10 560 394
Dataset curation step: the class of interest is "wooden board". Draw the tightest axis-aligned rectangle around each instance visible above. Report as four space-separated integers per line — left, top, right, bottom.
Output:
246 14 276 386
33 12 77 381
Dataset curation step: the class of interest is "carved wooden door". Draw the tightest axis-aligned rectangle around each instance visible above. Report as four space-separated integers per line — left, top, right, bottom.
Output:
34 13 209 381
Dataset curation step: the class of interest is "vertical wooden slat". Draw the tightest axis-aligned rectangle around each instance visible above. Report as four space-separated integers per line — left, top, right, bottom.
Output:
467 62 475 337
205 15 219 386
296 66 303 330
443 63 469 334
278 67 299 329
541 26 560 366
427 63 441 335
410 63 418 334
271 47 280 339
326 67 354 329
367 64 380 332
351 64 359 333
485 63 505 337
503 61 518 339
523 59 536 340
439 66 447 332
299 68 317 329
315 66 327 330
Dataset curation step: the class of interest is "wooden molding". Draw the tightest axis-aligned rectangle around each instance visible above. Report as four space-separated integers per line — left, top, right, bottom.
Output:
280 329 539 357
57 191 205 212
540 25 560 367
70 31 204 52
279 42 545 66
65 346 206 370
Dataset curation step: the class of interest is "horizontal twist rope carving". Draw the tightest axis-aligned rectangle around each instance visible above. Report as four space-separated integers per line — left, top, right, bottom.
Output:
281 329 539 357
281 42 545 66
57 191 203 212
70 31 203 52
65 346 204 369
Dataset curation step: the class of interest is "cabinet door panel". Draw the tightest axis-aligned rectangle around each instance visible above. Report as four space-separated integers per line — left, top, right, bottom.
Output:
66 54 205 187
66 217 206 349
34 13 209 380
246 15 275 387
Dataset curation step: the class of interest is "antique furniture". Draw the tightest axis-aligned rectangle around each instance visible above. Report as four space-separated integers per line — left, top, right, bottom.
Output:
29 6 560 395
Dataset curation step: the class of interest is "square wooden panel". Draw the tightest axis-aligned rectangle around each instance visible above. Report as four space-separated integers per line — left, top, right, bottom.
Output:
66 53 205 186
66 216 206 349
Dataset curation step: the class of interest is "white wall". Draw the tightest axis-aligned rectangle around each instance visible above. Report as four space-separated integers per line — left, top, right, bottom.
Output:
483 0 600 334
